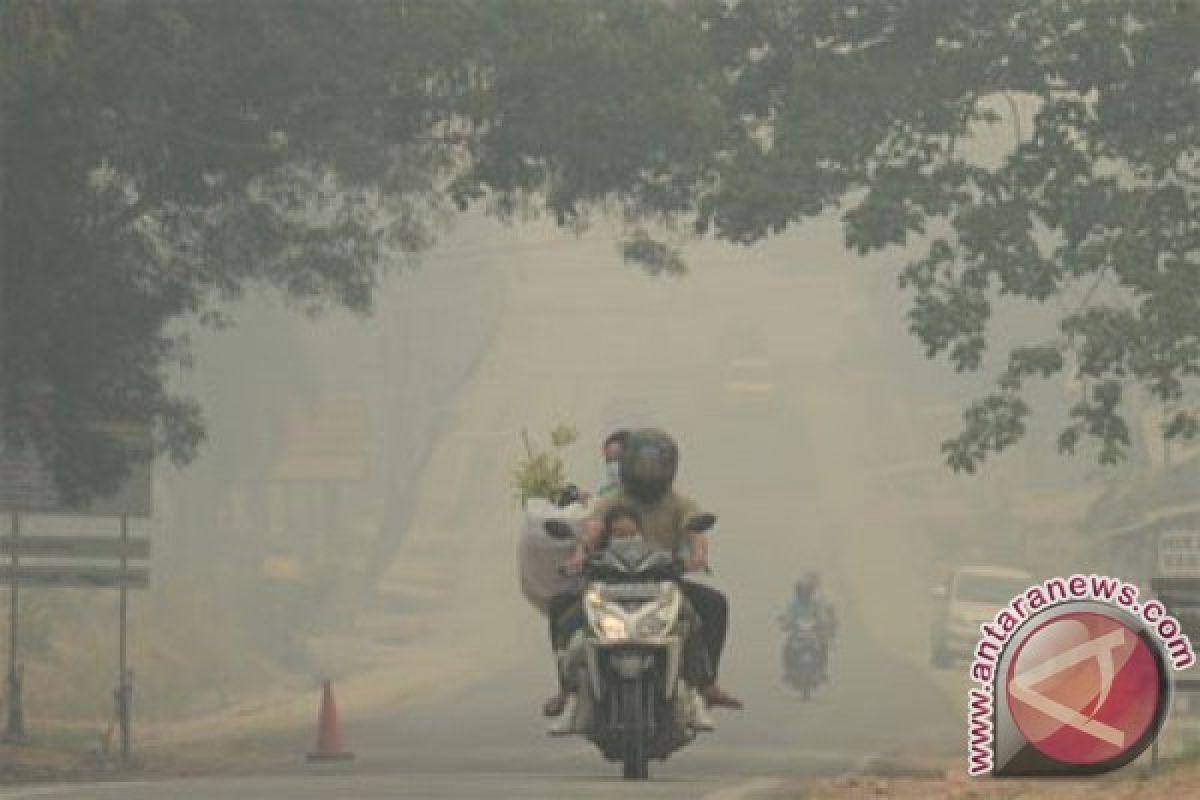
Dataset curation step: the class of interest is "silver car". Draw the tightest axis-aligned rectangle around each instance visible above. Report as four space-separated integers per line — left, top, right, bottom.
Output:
930 565 1033 668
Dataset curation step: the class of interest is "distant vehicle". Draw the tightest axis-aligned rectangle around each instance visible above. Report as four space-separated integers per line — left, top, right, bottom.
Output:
778 613 827 700
930 565 1032 669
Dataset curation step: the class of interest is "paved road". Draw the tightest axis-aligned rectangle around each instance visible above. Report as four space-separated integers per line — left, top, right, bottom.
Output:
3 236 972 798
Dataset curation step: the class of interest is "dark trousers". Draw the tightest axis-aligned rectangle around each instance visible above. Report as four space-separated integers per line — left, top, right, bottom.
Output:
679 581 728 684
547 590 580 689
548 591 580 650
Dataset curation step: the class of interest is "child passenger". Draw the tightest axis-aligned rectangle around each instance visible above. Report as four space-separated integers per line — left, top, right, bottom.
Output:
549 505 713 734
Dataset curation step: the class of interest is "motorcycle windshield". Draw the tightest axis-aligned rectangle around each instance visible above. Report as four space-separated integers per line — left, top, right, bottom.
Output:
590 543 677 581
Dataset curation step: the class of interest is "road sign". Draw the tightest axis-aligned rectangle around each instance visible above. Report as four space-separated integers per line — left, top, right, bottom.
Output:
271 393 368 483
0 564 148 589
0 425 152 516
262 554 303 581
0 535 150 560
3 514 152 753
1159 531 1200 578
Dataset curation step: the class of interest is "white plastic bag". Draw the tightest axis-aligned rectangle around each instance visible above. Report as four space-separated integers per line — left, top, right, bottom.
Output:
518 497 589 614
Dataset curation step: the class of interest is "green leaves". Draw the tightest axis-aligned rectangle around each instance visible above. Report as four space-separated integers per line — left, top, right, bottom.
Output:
942 392 1030 474
690 0 1200 472
620 232 687 277
1060 380 1131 466
4 0 1199 497
1 2 449 499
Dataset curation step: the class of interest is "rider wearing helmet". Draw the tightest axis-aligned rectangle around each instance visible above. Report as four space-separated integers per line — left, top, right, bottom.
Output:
564 428 742 713
784 571 837 678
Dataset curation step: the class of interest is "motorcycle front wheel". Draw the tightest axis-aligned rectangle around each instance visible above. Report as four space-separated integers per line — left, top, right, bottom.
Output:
620 678 649 780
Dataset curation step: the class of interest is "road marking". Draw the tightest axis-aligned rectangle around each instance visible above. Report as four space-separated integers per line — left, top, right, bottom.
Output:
725 381 775 394
701 777 783 800
728 357 771 369
0 782 152 799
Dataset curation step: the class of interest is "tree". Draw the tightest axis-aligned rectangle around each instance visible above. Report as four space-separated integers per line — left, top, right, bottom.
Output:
6 0 1196 499
0 1 443 499
0 0 714 499
686 0 1200 471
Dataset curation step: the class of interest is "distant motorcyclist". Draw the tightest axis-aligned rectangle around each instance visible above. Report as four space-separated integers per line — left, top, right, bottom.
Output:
782 572 837 679
563 428 743 712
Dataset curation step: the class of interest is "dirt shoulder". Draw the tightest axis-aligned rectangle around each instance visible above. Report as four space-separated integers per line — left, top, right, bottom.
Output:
760 755 1200 799
0 292 537 786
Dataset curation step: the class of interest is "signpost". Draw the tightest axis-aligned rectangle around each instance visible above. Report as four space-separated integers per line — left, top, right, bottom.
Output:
5 514 20 741
1 431 152 758
0 520 151 756
1149 521 1200 767
1097 505 1200 766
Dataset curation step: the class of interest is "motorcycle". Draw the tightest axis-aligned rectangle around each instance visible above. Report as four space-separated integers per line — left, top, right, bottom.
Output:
779 613 826 701
544 514 716 780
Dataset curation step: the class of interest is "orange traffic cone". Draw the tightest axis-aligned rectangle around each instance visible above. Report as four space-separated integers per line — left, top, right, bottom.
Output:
307 679 353 762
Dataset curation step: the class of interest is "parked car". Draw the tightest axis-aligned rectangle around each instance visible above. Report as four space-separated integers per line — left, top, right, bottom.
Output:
930 565 1033 668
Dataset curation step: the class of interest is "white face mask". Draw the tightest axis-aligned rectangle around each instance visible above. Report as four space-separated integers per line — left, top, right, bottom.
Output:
605 460 621 483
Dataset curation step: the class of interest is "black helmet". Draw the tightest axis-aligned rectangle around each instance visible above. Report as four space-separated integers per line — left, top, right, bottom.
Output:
794 571 819 597
619 428 678 503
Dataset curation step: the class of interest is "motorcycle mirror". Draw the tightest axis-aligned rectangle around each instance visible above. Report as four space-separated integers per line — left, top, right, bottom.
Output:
543 519 576 541
684 513 717 533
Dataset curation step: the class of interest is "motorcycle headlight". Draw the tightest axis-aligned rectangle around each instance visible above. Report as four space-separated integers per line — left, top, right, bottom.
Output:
637 613 672 638
636 585 681 637
599 614 629 641
585 590 630 641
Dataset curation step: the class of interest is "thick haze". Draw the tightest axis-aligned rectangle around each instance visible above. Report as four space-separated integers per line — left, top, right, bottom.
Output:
4 4 1197 796
84 194 1109 741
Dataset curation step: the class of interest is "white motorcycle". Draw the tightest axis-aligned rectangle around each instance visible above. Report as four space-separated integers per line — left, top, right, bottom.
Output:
545 515 716 780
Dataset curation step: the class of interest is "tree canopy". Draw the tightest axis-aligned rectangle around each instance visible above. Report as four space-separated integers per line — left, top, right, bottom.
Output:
2 0 1197 498
0 0 712 499
690 0 1200 472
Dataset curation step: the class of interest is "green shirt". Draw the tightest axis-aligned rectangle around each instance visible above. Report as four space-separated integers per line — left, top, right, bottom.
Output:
589 488 702 556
